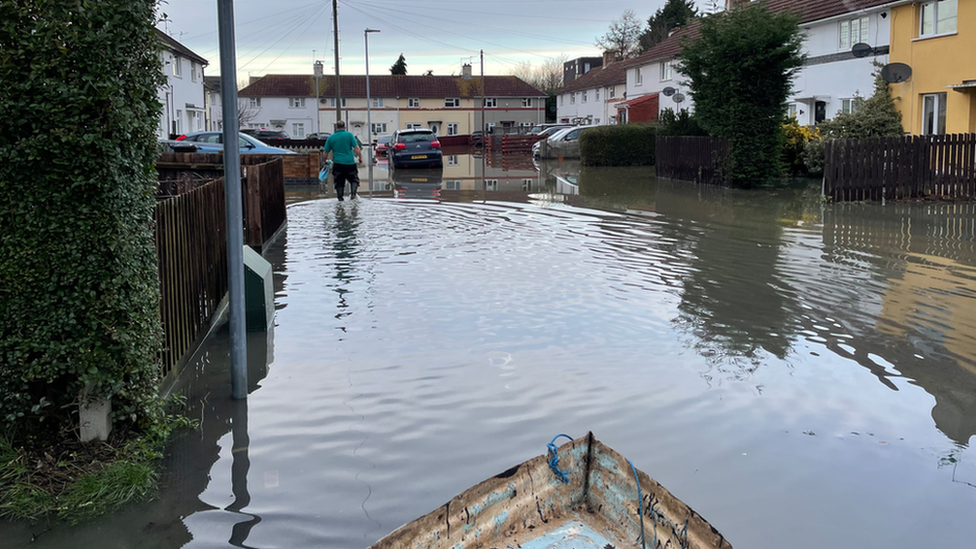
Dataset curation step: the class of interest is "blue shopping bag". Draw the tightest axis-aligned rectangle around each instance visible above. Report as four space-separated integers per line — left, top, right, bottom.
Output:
318 160 332 182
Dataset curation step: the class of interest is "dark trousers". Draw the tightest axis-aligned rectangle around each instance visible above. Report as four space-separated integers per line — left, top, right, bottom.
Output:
333 163 359 199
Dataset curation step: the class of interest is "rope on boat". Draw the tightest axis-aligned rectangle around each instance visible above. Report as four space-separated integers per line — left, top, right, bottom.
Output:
628 460 648 549
547 434 574 483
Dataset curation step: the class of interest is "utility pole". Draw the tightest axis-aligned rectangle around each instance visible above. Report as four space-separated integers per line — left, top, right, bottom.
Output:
332 0 341 125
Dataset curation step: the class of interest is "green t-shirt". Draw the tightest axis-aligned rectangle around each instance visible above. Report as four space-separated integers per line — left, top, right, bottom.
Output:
323 130 359 165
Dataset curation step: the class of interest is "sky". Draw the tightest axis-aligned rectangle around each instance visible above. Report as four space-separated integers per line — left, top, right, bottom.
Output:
157 0 715 81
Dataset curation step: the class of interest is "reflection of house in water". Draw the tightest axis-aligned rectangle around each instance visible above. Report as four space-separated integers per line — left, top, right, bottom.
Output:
437 152 543 196
823 203 976 446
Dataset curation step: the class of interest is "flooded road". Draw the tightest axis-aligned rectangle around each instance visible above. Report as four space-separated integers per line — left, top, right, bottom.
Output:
3 156 976 548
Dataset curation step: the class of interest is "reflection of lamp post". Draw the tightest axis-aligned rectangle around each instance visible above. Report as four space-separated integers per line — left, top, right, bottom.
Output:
365 28 380 190
313 60 323 135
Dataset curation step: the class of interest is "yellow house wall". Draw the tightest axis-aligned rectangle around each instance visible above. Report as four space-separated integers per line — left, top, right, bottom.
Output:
395 97 478 134
889 0 976 134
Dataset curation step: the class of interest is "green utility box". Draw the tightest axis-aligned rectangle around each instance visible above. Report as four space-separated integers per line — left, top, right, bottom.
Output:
244 246 275 331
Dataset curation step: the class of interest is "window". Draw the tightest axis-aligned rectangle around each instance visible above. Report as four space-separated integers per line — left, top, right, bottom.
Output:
447 155 459 166
172 55 182 77
661 61 673 81
594 118 600 124
609 87 615 99
190 62 198 82
329 98 347 107
582 90 587 103
292 123 305 138
485 122 495 133
175 109 182 133
406 123 423 130
408 97 420 108
289 97 306 108
445 180 461 190
372 97 384 108
922 93 947 135
570 93 576 105
371 122 387 134
636 67 643 85
595 88 600 101
447 123 458 135
841 98 858 115
484 98 497 108
445 97 460 108
787 103 798 118
522 98 532 107
839 17 869 50
522 179 533 191
249 97 261 108
920 0 957 36
560 95 565 106
485 179 498 191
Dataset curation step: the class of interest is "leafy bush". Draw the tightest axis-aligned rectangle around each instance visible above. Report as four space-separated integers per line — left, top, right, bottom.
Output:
782 117 821 176
579 123 657 166
657 108 707 137
678 1 805 187
0 1 164 439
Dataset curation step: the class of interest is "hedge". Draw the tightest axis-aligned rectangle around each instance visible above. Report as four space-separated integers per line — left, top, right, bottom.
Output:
579 124 657 167
0 1 164 439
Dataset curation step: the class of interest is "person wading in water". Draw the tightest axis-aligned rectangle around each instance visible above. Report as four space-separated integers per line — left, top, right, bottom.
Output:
322 120 363 201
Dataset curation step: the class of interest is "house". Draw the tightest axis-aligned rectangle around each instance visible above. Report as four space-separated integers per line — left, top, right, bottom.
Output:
155 29 208 139
888 0 976 135
622 24 698 120
622 0 896 125
563 56 603 86
203 76 223 131
238 72 546 144
556 53 632 125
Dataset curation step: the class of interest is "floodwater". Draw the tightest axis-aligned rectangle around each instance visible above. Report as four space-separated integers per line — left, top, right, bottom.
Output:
3 155 976 549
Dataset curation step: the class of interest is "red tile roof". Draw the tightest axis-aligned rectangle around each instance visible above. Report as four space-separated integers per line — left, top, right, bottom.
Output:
239 74 546 98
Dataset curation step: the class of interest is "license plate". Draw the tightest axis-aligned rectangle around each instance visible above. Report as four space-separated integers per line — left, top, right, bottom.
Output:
411 154 428 159
411 178 428 182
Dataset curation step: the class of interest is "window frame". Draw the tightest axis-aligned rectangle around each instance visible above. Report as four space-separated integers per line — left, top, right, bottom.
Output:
372 97 384 108
249 97 261 108
636 67 643 85
371 122 387 134
408 97 420 108
661 61 673 81
445 97 460 108
919 0 958 37
582 90 587 103
447 122 458 136
172 55 182 77
291 123 305 138
329 97 347 108
922 92 947 135
288 97 306 109
522 98 532 107
839 16 870 50
484 97 497 108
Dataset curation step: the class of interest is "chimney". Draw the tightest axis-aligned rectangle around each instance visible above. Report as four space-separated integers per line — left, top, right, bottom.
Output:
602 50 618 66
462 63 472 79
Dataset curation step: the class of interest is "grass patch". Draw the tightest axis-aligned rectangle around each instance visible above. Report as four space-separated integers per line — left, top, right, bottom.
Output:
0 397 194 523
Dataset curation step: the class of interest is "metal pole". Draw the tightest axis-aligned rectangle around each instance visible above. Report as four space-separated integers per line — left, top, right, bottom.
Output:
333 0 341 125
217 0 247 400
365 29 379 191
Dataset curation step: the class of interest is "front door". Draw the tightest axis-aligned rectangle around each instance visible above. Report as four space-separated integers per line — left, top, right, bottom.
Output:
815 101 826 123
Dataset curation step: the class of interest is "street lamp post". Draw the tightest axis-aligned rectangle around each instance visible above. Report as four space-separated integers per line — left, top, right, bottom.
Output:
365 28 380 191
314 60 323 135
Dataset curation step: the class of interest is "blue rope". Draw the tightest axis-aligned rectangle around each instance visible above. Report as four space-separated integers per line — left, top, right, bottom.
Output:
547 434 574 483
628 460 647 549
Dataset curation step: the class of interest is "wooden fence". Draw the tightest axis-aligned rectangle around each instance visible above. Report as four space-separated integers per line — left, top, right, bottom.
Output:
155 178 227 376
655 136 731 186
824 134 976 202
154 153 287 376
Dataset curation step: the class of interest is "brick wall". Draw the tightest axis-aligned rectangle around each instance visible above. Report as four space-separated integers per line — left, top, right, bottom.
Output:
629 95 660 124
282 153 320 185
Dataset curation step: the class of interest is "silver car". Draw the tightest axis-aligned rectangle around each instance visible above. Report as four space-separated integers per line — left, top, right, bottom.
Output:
533 125 597 159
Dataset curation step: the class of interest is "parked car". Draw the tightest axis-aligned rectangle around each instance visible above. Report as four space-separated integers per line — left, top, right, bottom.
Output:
389 129 443 169
533 125 597 159
306 132 332 140
168 132 296 154
374 135 393 156
240 129 290 141
528 123 571 135
536 125 572 138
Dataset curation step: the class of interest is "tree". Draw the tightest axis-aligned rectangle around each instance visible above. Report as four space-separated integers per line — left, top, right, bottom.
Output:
595 10 642 59
238 98 261 128
510 55 567 122
678 1 805 186
390 53 407 75
817 61 904 139
639 0 698 53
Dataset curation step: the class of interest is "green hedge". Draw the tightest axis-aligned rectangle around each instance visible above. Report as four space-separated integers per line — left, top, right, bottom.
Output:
0 1 164 439
579 124 657 167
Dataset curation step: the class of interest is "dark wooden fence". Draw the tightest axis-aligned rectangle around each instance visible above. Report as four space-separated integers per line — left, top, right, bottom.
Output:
155 178 227 376
154 153 287 376
824 134 976 202
655 136 731 186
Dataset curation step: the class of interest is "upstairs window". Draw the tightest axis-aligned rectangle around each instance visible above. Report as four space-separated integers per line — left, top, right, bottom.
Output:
522 98 532 107
445 97 460 108
372 97 384 108
920 0 957 37
329 97 347 107
408 97 420 108
484 97 497 108
582 90 587 103
570 93 575 105
661 61 673 81
172 55 182 77
249 97 261 108
289 97 306 108
839 17 869 50
595 88 600 101
608 87 615 99
636 67 643 85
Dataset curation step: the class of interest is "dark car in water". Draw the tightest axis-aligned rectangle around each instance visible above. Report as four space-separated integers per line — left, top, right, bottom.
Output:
241 129 290 141
389 129 443 169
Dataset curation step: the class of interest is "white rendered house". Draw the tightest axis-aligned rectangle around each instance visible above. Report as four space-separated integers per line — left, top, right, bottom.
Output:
156 29 208 139
556 57 631 125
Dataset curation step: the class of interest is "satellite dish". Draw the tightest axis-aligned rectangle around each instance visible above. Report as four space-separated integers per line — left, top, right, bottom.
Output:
880 62 912 83
851 43 872 58
662 86 677 97
673 93 686 104
320 98 328 104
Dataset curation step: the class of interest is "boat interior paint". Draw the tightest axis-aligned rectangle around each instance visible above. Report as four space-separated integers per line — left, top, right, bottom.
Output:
367 433 731 549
